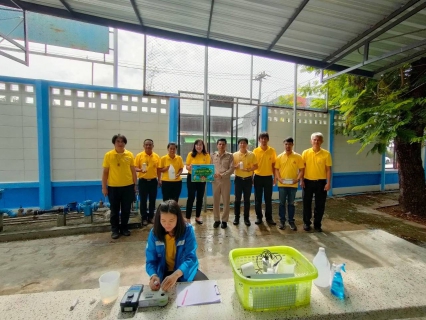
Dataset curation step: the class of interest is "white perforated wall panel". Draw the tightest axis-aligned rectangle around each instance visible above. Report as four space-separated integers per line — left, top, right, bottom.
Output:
267 107 329 156
0 81 38 182
50 87 169 181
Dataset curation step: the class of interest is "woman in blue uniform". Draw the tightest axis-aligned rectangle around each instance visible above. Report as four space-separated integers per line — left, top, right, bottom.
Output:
146 200 208 291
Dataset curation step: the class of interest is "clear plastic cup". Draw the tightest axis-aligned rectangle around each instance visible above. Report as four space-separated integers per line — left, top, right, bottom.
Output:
99 271 120 304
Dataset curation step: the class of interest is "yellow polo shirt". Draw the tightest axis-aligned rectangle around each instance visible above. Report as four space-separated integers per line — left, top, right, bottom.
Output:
165 234 176 272
102 149 135 187
275 151 304 188
159 154 184 181
186 152 211 174
253 146 277 176
233 150 257 178
135 151 160 179
302 148 332 180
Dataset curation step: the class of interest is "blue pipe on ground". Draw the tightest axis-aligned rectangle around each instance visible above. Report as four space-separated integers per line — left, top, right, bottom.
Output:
0 209 17 218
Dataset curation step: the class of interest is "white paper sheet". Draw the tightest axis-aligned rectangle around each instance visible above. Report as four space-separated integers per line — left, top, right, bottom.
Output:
176 280 221 307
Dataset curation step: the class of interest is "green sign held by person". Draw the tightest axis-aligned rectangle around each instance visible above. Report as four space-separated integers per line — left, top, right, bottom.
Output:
191 165 215 182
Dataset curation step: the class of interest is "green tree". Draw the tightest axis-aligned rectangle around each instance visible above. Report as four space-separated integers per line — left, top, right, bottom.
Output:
299 59 426 216
276 93 304 107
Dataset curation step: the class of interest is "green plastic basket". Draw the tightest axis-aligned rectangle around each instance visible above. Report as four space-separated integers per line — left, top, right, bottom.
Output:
229 246 318 311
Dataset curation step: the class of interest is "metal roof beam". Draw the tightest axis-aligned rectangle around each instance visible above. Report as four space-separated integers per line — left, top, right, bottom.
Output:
374 47 426 75
323 38 426 81
59 0 73 14
0 0 374 77
129 0 144 29
0 49 26 64
0 29 25 50
324 0 421 62
206 0 215 39
8 0 22 10
323 0 426 68
267 0 309 51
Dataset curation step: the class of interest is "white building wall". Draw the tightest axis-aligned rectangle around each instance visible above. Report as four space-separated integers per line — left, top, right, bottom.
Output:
0 81 38 182
333 114 381 173
267 108 329 155
50 87 169 181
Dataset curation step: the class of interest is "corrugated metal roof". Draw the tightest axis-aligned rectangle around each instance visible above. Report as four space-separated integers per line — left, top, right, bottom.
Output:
1 0 426 77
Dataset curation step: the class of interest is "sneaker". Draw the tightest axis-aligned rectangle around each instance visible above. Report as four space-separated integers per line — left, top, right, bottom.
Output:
213 221 221 228
233 218 240 225
244 219 251 226
148 218 154 224
314 226 323 232
221 221 227 229
255 218 263 225
278 221 285 230
303 224 311 231
111 232 120 239
142 220 148 226
121 229 131 236
289 222 297 231
266 219 277 225
195 218 203 225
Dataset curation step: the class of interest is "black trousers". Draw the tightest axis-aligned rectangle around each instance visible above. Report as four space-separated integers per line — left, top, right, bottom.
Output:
253 175 273 220
138 178 158 221
162 180 182 202
165 269 208 281
108 184 134 233
234 176 252 220
186 174 206 219
302 179 327 228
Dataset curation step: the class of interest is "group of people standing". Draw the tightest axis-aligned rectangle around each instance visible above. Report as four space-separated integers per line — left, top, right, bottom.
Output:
101 131 332 239
209 132 332 232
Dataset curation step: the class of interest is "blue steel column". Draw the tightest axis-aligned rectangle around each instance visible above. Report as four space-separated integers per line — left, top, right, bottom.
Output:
260 106 268 132
328 109 335 196
169 98 179 142
35 80 52 209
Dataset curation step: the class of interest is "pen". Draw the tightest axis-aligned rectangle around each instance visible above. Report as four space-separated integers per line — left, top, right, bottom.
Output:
181 289 188 306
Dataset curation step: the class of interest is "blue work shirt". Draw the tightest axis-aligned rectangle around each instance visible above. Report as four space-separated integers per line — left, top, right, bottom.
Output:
146 223 199 282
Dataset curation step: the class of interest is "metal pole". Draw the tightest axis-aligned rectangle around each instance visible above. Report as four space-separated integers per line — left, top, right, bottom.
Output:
293 64 297 141
258 78 262 138
235 98 239 152
258 78 262 103
91 62 94 85
23 10 29 66
143 34 147 94
203 45 208 212
113 28 118 88
250 55 253 104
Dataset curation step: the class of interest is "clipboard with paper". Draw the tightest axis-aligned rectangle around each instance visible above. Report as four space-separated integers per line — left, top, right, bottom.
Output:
176 280 221 307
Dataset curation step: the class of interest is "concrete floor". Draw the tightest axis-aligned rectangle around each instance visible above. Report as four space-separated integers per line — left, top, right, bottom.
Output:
2 193 426 319
0 206 390 296
2 225 426 319
1 191 426 298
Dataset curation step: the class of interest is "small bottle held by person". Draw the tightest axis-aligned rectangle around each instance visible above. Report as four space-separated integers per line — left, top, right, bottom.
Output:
168 165 176 180
142 163 147 172
312 247 331 287
330 263 346 300
239 161 244 169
